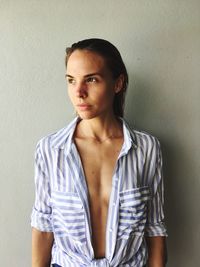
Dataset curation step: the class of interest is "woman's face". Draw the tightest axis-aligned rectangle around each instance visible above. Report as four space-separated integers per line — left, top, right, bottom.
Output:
66 49 120 120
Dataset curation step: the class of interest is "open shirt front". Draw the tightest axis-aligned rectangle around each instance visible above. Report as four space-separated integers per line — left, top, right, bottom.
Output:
31 117 167 267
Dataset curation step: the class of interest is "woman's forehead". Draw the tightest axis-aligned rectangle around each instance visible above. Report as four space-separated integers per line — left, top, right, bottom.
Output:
66 49 110 76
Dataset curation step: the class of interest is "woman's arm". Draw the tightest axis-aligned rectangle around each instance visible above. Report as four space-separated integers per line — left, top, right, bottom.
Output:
146 236 167 267
145 139 167 266
32 227 54 267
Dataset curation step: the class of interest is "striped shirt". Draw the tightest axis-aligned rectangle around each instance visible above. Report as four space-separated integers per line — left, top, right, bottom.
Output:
31 117 167 267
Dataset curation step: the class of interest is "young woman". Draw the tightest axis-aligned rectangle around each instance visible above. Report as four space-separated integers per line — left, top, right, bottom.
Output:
31 38 167 267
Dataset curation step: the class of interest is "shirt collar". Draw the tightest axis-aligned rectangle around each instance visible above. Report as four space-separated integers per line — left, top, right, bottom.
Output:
51 116 137 153
119 117 137 155
50 116 80 150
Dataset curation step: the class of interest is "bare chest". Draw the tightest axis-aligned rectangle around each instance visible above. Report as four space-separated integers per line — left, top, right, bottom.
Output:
75 138 122 201
74 137 123 258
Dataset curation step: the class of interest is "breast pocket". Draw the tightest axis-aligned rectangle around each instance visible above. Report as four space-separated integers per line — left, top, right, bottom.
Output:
51 191 86 243
118 186 151 239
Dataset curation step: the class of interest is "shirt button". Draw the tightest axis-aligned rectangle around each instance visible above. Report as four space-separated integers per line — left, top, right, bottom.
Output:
109 228 113 232
113 202 116 206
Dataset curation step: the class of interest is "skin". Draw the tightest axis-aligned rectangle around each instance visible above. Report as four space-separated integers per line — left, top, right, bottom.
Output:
32 228 53 267
32 49 166 266
146 236 167 267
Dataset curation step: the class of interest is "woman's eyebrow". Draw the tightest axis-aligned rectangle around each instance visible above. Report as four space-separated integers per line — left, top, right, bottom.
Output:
65 73 103 78
84 73 102 77
65 74 73 78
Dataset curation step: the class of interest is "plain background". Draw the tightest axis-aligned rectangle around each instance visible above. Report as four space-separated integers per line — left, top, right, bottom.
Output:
0 0 199 266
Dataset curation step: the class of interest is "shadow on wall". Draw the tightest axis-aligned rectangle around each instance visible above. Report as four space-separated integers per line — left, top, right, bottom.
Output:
125 75 194 266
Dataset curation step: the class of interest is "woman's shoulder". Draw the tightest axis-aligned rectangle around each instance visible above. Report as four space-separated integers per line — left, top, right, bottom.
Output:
123 118 161 148
127 124 161 152
36 117 78 150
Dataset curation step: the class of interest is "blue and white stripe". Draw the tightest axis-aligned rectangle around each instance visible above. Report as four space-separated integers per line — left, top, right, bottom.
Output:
31 117 167 267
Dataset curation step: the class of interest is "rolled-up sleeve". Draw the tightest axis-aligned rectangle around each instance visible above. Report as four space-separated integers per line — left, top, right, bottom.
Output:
145 139 167 237
31 140 53 232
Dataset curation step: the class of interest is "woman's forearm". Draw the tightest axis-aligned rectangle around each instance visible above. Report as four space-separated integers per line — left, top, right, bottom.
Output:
32 227 54 267
146 236 167 267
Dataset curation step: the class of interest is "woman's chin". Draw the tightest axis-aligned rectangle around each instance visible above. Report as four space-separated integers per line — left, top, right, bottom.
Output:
76 111 96 120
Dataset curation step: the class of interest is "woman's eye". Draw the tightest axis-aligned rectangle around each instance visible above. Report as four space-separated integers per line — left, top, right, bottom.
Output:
86 77 97 83
67 78 75 84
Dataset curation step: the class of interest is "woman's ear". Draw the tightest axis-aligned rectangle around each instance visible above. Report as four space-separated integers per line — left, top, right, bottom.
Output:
114 74 125 93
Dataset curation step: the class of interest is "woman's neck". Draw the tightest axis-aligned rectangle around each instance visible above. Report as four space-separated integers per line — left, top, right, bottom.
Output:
76 115 123 142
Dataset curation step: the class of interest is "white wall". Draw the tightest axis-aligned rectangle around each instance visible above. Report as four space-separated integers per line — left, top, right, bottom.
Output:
0 1 199 266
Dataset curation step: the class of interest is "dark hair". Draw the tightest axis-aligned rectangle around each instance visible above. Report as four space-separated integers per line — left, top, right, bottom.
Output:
65 38 128 117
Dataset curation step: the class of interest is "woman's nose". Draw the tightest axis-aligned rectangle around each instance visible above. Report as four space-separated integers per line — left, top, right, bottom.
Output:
75 82 87 98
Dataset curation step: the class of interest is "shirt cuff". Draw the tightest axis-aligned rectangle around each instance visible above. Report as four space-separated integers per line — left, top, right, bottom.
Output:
31 207 53 232
145 222 167 237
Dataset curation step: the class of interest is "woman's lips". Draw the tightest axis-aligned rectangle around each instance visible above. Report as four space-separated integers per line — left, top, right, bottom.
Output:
77 104 91 111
